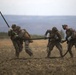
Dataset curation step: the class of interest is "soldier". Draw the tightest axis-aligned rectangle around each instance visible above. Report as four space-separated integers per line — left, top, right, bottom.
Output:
62 24 76 57
8 24 22 58
46 27 63 58
16 26 33 57
45 29 52 53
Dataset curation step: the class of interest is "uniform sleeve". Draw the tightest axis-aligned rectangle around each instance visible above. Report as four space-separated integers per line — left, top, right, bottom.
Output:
45 30 51 36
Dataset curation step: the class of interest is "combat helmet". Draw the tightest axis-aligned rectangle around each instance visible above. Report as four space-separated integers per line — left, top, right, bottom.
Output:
62 24 68 30
11 24 16 29
52 27 58 32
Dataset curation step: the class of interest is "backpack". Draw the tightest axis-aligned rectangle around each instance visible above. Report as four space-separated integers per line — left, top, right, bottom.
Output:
18 29 31 40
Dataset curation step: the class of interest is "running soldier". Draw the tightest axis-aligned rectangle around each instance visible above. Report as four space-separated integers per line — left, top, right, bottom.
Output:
16 26 33 57
8 24 22 58
62 24 76 57
46 27 63 58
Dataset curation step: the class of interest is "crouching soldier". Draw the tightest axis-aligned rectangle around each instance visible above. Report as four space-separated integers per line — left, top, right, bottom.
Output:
46 27 63 58
16 26 33 57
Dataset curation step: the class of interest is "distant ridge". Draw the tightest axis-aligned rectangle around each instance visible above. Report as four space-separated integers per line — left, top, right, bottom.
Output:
0 15 76 35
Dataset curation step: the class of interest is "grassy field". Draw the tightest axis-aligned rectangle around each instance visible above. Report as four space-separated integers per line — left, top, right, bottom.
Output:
0 39 76 75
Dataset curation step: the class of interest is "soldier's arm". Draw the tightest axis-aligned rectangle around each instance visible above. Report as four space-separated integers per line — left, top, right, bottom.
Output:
45 30 51 36
8 30 12 36
45 30 48 36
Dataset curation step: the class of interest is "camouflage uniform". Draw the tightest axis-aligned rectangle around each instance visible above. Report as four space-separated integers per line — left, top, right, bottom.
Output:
16 26 33 56
8 24 23 58
62 25 76 57
47 27 63 58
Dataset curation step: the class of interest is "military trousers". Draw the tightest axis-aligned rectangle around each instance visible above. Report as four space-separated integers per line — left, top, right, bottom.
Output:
12 40 23 58
25 40 33 56
47 41 63 57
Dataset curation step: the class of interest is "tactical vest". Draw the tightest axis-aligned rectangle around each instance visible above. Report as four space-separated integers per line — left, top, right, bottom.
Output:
66 28 76 39
50 31 61 42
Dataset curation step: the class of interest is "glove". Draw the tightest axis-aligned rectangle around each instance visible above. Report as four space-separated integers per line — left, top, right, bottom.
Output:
14 34 18 39
8 28 12 31
67 36 72 41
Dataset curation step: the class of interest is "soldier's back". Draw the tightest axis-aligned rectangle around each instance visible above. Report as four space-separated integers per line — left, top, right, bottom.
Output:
17 29 31 40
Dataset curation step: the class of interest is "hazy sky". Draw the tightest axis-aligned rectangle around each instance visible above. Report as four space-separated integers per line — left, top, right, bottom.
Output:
0 0 76 15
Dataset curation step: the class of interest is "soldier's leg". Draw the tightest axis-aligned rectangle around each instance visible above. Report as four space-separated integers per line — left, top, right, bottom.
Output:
68 43 73 57
18 40 23 52
25 40 33 56
12 41 20 58
46 41 50 53
47 42 54 58
56 43 63 57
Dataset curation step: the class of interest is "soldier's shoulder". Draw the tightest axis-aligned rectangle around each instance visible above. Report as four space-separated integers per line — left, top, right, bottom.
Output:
21 29 25 31
21 29 28 33
68 28 73 30
67 28 75 32
56 31 60 33
56 31 61 35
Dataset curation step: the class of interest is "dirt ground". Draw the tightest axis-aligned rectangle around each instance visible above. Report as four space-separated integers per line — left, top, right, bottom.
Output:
0 39 76 75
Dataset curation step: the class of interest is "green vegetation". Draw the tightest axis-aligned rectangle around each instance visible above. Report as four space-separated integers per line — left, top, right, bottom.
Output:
0 32 9 39
0 32 44 39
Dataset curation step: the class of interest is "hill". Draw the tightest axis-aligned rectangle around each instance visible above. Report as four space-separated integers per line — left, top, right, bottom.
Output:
0 15 76 35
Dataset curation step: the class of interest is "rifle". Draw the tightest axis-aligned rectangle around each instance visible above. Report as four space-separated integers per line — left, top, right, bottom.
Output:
0 11 10 28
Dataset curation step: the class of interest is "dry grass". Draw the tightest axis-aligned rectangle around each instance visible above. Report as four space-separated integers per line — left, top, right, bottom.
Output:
0 39 12 48
0 39 76 75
